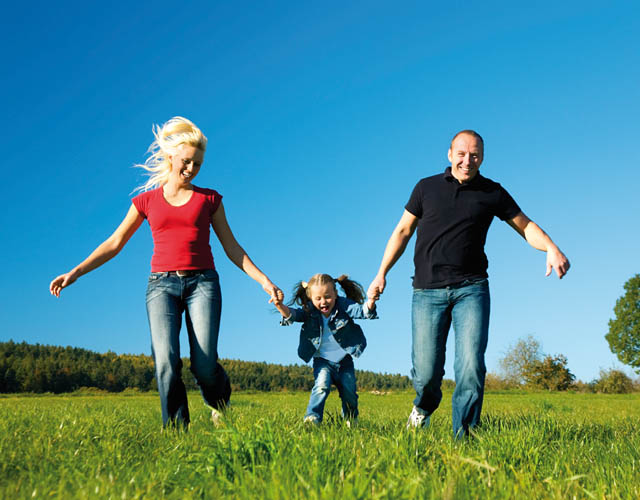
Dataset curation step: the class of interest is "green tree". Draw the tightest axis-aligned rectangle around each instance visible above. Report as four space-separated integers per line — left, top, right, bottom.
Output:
499 335 542 385
527 354 575 391
606 274 640 373
499 336 575 391
593 368 633 394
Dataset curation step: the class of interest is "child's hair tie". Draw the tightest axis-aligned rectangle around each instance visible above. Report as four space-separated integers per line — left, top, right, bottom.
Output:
335 274 348 283
301 281 308 289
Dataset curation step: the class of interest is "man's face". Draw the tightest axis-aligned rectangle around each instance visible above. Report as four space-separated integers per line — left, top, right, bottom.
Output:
447 133 483 183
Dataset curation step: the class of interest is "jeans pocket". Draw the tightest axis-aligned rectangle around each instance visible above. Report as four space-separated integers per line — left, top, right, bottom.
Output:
197 271 221 301
199 269 219 282
146 275 172 303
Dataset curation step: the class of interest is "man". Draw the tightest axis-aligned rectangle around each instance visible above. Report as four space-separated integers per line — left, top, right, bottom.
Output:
367 130 569 437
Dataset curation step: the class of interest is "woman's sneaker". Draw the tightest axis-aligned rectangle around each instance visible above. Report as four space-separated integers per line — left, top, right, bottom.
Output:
304 415 320 425
406 406 427 429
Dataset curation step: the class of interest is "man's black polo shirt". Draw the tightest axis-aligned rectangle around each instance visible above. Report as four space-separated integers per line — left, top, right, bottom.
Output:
405 167 521 289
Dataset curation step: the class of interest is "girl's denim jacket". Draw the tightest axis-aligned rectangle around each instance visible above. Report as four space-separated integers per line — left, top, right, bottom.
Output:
281 296 378 363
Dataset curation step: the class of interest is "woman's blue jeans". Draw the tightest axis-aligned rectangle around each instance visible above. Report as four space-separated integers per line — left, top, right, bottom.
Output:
146 269 230 427
305 355 358 422
411 279 490 437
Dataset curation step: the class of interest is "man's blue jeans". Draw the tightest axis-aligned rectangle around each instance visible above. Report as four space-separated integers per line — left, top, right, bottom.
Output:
146 269 230 427
411 279 490 437
305 355 358 422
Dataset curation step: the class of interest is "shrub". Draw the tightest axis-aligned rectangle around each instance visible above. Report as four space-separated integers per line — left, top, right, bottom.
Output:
569 380 594 393
484 373 518 390
593 368 633 394
527 354 575 391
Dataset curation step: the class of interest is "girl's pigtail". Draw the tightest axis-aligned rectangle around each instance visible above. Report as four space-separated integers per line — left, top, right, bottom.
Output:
335 274 365 304
289 281 311 310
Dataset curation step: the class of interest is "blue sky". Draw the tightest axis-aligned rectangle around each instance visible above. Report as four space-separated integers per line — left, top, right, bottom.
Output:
2 1 639 383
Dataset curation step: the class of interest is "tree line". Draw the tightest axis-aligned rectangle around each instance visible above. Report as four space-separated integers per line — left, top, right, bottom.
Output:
2 338 637 395
0 341 411 394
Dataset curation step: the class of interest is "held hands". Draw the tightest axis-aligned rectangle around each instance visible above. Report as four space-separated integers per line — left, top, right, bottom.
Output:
262 280 282 304
367 274 386 303
271 289 285 306
365 274 385 311
269 289 290 318
366 295 378 311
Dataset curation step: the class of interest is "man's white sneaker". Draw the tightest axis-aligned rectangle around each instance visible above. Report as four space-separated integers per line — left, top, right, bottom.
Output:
406 406 427 429
211 408 223 427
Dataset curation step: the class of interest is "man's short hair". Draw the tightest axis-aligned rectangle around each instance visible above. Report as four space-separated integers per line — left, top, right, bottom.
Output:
450 130 484 150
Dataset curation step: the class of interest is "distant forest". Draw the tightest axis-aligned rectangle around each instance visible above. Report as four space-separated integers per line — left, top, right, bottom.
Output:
0 341 411 394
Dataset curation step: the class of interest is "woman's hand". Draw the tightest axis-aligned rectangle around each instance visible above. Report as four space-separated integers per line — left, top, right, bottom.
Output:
270 289 285 306
269 288 291 318
263 280 282 303
49 271 79 297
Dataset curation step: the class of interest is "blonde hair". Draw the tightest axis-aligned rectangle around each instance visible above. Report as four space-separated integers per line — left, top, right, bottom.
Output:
134 116 208 192
290 274 366 311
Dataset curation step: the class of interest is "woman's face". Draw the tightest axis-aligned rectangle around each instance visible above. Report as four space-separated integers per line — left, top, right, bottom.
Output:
169 144 205 185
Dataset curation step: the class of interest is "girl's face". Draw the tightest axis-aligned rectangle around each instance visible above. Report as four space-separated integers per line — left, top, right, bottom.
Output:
169 143 204 186
309 283 337 318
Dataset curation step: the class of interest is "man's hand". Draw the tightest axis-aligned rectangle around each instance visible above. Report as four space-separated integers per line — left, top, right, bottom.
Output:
546 247 570 279
507 212 570 280
366 296 378 311
367 274 386 302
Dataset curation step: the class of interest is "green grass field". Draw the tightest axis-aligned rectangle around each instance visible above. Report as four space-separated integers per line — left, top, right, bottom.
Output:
1 390 638 499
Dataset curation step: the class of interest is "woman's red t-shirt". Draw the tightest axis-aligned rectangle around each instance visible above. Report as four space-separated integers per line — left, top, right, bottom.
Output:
132 186 222 272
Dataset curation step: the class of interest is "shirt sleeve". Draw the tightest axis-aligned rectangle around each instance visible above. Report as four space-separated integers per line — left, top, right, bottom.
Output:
280 307 306 325
209 190 223 216
404 180 423 218
343 297 378 320
131 192 148 219
495 185 521 221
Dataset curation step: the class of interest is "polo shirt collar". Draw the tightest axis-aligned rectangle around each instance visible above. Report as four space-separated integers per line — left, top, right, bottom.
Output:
443 166 483 186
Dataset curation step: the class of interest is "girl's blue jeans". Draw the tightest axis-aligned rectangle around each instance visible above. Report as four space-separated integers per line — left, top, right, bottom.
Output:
145 269 230 427
305 355 358 422
411 279 490 438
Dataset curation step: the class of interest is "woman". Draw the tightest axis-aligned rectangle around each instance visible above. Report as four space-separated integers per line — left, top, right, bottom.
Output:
49 116 281 428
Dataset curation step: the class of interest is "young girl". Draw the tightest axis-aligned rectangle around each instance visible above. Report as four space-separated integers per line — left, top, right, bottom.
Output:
50 117 281 428
272 274 377 425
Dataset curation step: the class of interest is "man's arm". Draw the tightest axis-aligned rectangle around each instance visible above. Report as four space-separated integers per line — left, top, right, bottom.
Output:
367 210 419 299
507 212 570 279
